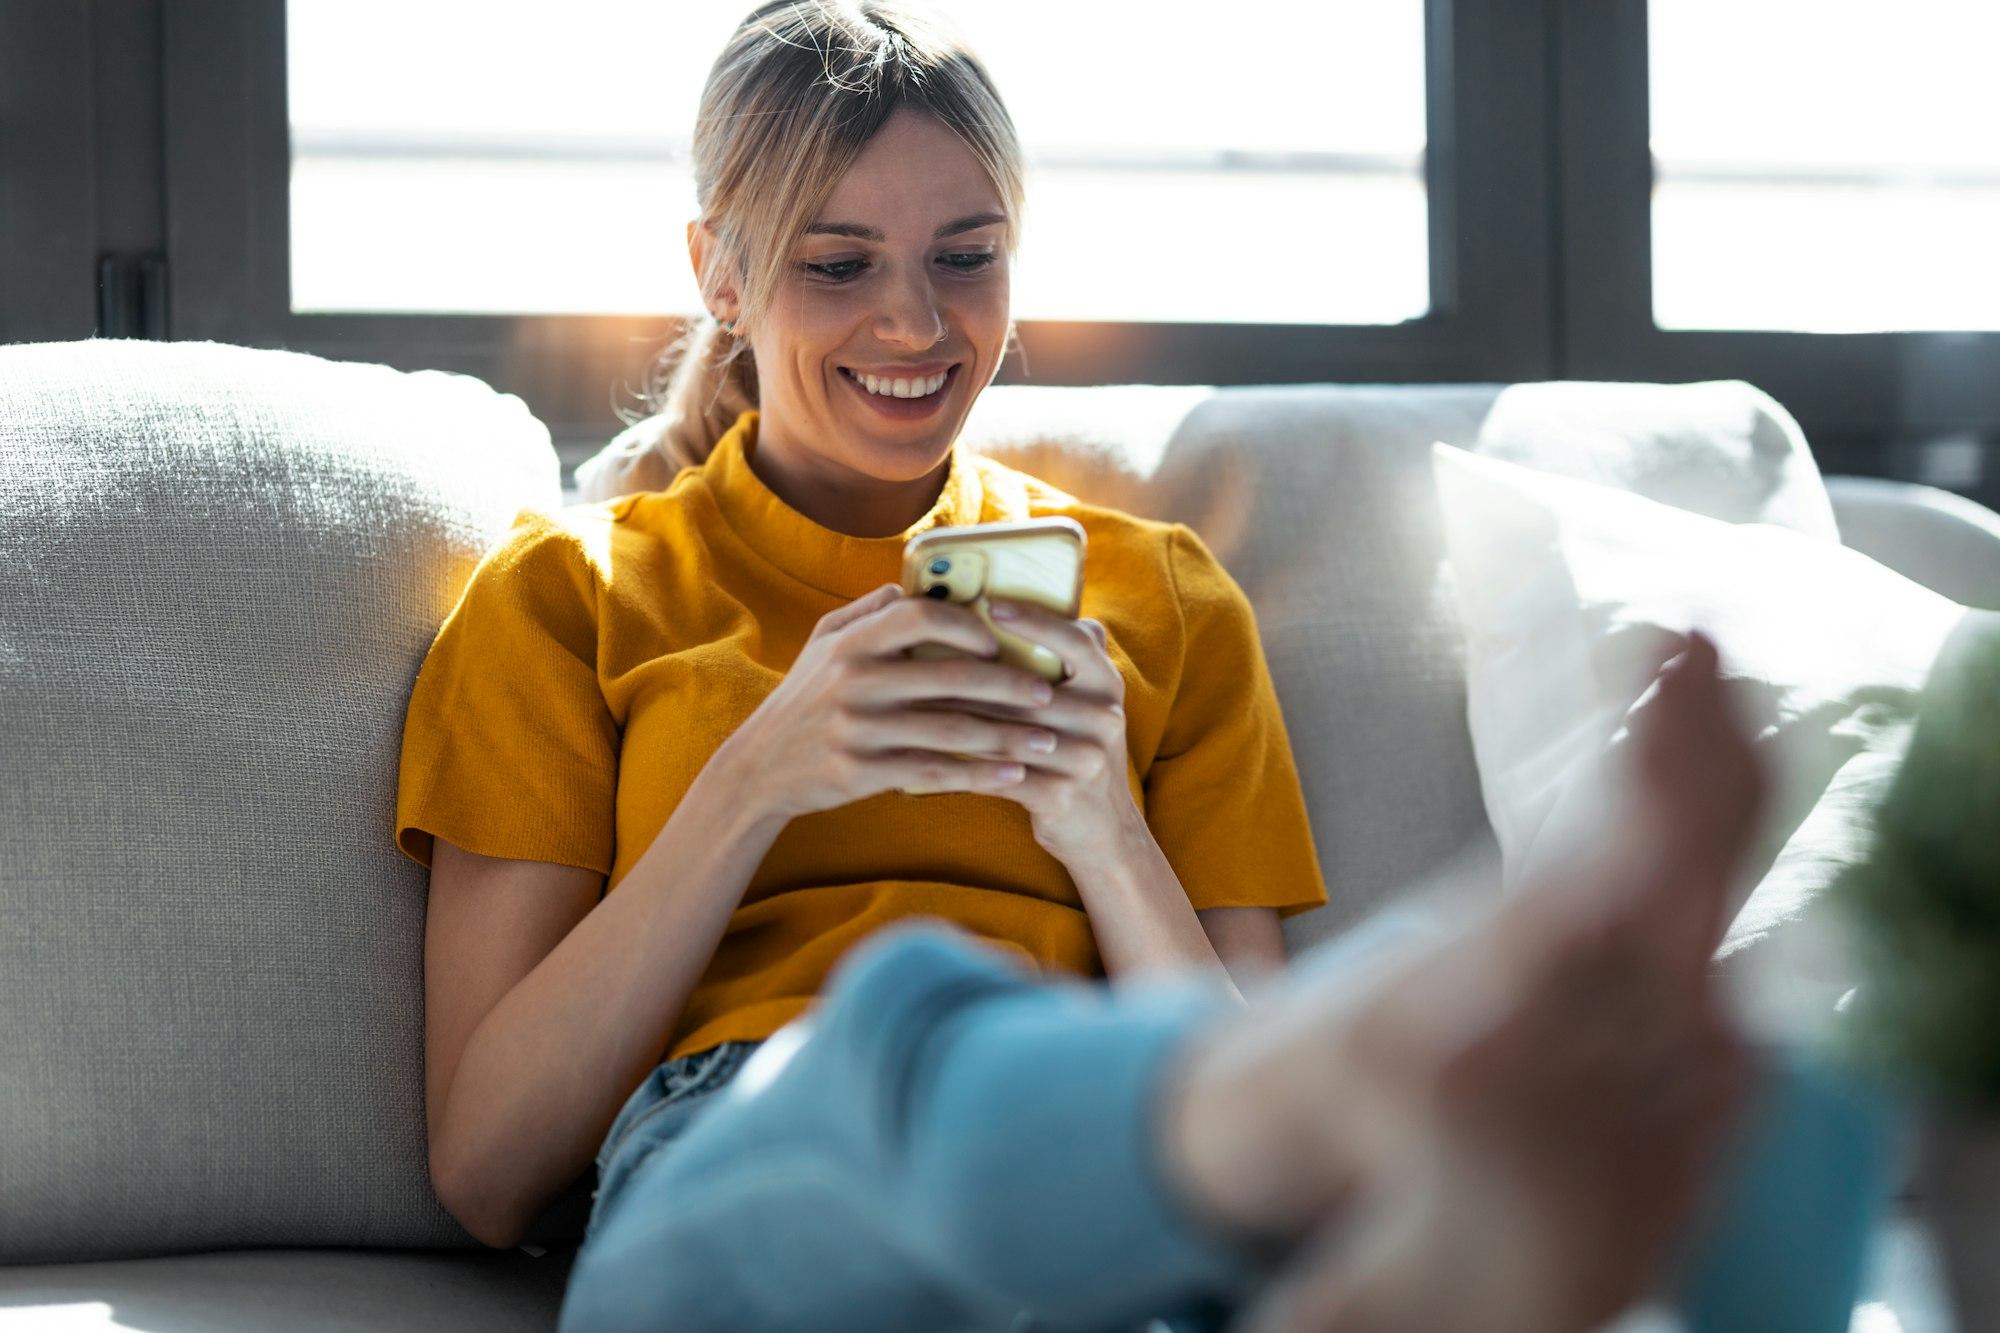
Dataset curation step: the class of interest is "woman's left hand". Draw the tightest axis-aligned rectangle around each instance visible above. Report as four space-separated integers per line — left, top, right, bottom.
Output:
965 595 1137 862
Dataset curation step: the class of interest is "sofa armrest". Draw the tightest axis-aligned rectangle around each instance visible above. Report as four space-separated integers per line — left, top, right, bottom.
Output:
1828 475 2000 612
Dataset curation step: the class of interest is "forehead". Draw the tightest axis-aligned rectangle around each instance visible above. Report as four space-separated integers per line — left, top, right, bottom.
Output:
814 109 1003 238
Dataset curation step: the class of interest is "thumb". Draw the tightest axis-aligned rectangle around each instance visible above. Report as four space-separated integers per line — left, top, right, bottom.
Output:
812 582 903 638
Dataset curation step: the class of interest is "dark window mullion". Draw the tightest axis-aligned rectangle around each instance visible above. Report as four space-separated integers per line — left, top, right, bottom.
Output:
0 3 97 342
1555 0 2000 505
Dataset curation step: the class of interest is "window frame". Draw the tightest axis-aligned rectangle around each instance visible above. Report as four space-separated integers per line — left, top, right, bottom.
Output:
158 0 1558 466
0 2 165 343
1554 0 2000 487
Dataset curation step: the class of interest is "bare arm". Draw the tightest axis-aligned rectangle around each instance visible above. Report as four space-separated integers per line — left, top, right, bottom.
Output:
1064 803 1295 1003
427 736 785 1250
1197 906 1289 985
1064 804 1241 999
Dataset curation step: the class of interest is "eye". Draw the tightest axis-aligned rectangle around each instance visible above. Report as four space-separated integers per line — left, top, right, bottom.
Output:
802 259 865 282
800 252 998 283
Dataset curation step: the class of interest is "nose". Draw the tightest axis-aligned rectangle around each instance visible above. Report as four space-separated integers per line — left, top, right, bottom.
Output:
875 266 947 348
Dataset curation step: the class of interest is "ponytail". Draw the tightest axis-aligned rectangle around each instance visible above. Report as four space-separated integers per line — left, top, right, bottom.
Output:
572 315 760 504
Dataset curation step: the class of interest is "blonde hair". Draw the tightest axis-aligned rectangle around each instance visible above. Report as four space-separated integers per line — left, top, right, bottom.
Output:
574 0 1027 503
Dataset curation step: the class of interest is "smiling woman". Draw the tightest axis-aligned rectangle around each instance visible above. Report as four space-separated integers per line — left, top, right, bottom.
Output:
376 4 1784 1329
395 0 1341 1323
540 0 1318 1042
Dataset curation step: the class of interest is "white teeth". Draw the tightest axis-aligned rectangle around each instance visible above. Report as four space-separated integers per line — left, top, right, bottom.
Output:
849 368 949 399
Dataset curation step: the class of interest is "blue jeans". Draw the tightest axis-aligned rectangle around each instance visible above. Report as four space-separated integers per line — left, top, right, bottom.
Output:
585 1038 770 1242
561 920 1265 1332
559 917 1895 1333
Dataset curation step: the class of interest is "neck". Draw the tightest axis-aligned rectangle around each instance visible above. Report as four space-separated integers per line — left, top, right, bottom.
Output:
746 421 953 537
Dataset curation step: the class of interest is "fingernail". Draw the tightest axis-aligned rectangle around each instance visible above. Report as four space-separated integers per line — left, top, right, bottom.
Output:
1031 681 1053 704
989 599 1018 619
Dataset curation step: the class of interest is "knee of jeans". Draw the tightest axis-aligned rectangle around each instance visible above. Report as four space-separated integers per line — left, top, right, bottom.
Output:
830 918 984 985
816 920 1025 1054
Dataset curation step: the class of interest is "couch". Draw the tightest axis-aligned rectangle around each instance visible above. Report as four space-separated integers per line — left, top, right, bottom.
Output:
3 338 1992 1330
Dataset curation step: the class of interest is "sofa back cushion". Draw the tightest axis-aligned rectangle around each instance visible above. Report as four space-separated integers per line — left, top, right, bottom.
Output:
954 379 1839 951
0 339 561 1261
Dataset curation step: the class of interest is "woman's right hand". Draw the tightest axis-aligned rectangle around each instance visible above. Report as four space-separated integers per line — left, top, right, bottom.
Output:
722 582 1065 821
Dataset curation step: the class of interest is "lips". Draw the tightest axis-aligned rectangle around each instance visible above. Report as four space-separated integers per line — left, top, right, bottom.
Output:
837 362 960 419
837 363 958 394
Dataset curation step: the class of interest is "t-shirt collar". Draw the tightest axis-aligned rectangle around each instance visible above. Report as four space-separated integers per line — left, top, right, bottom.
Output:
702 408 986 600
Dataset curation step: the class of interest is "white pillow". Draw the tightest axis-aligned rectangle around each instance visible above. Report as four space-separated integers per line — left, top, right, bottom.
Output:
1431 442 1970 1037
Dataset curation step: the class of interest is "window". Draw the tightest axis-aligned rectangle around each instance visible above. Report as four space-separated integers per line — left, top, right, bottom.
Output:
287 0 1429 326
1551 0 2000 504
2 2 1977 500
1649 0 2000 334
155 0 1549 451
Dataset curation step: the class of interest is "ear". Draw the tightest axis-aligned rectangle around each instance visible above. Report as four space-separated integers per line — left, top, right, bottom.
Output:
687 219 741 323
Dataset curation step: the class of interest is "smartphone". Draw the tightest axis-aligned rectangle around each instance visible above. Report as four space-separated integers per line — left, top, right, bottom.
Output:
899 516 1086 685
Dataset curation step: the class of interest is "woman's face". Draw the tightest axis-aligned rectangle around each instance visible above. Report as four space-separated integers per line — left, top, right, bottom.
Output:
704 107 1012 497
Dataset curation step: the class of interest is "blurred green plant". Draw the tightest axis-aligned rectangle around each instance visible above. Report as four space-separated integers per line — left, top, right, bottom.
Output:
1833 611 2000 1111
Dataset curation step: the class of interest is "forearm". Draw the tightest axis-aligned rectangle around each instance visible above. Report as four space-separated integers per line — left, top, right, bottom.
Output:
434 737 787 1249
1070 808 1247 1004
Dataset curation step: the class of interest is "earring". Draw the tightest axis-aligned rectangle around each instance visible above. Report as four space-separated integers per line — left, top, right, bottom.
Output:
717 316 737 335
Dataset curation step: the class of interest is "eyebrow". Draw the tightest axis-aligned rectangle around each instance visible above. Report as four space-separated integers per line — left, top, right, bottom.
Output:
803 211 1007 242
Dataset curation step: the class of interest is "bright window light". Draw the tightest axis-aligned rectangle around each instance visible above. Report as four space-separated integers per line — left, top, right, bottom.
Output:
1650 0 2000 333
286 1 1428 325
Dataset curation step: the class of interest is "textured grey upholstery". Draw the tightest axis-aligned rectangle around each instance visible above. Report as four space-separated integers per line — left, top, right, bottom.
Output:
0 1246 575 1330
0 340 565 1264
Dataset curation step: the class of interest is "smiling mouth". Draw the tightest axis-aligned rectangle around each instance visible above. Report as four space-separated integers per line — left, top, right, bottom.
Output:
838 364 960 400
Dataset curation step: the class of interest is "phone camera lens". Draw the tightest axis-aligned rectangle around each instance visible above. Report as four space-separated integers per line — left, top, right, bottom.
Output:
928 558 951 575
924 584 951 600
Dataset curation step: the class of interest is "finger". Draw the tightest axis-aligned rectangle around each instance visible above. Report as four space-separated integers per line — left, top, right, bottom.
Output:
813 582 904 638
846 704 1059 765
988 597 1110 687
849 655 1056 713
867 747 1030 795
848 594 1003 661
948 691 1123 747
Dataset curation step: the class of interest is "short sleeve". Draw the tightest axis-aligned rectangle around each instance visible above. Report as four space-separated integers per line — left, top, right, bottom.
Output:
1143 524 1330 919
393 509 620 875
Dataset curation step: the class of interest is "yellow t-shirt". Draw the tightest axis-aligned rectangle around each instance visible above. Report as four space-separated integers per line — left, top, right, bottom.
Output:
394 407 1328 1062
